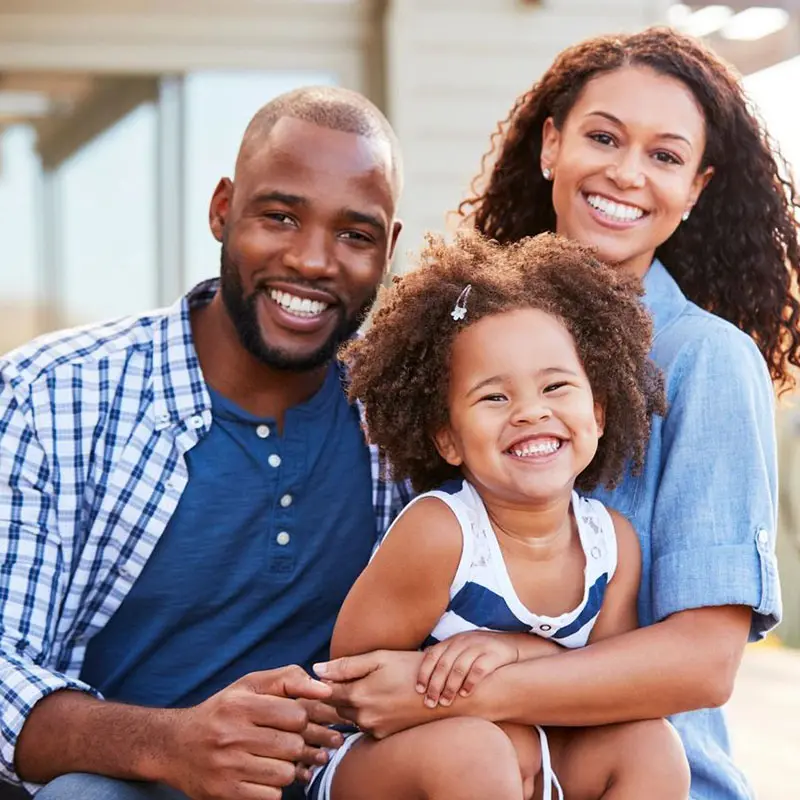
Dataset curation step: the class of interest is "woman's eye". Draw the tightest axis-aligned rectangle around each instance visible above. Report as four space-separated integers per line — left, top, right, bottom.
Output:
588 132 616 147
653 151 682 166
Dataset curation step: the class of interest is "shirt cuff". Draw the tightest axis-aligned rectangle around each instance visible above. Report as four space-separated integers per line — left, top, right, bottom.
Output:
652 528 781 642
0 659 100 789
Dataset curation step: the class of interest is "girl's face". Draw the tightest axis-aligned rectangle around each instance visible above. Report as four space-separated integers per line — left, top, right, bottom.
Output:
541 66 713 278
435 308 604 508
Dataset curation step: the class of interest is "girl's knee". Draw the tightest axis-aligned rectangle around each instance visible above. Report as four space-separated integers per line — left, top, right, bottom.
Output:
617 719 691 790
428 718 524 796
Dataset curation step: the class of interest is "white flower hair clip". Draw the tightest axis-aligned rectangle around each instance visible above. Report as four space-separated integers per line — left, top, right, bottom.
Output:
451 284 472 321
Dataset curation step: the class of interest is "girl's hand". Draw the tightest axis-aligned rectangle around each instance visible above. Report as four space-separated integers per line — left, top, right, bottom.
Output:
416 632 521 707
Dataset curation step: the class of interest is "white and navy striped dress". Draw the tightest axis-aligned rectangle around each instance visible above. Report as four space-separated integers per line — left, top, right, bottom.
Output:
308 478 619 800
422 478 617 650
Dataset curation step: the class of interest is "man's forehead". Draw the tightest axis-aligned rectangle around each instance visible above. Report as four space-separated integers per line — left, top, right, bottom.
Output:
237 117 395 187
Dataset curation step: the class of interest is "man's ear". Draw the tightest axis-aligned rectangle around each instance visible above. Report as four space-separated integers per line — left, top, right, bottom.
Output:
387 219 403 268
209 178 233 243
433 427 463 467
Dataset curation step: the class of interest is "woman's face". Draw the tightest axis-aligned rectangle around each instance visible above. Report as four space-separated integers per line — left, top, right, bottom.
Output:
541 66 713 278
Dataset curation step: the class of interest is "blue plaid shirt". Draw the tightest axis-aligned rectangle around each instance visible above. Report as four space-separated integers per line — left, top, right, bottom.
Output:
0 279 412 787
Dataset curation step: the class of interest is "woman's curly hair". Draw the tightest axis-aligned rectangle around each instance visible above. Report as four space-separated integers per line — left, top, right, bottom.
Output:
460 26 800 393
342 232 666 493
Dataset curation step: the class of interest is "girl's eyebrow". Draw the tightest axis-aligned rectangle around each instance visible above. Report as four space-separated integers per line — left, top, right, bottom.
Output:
467 374 507 396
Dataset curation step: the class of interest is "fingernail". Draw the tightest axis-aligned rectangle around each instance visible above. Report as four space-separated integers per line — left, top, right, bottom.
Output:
332 735 345 748
313 662 328 677
415 683 425 693
424 697 437 708
316 751 329 764
440 697 452 707
459 689 469 697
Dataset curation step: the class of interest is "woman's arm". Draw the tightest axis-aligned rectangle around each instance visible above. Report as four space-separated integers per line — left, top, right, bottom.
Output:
319 604 749 737
330 497 462 659
587 509 640 642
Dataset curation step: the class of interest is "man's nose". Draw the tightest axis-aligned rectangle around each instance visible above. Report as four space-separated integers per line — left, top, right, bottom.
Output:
283 228 333 277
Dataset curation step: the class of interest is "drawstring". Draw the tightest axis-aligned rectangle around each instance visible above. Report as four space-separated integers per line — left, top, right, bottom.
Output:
537 725 564 800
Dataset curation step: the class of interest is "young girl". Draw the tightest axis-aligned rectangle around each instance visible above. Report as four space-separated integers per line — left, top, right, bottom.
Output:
308 232 687 800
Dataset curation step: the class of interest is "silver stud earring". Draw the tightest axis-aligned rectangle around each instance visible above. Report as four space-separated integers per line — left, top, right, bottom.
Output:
542 167 553 180
682 209 691 222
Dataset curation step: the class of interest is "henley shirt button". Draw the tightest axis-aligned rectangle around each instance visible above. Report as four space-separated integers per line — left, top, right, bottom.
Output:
756 528 769 546
268 454 281 468
590 546 602 559
256 424 270 439
280 494 293 508
276 531 291 546
189 415 204 429
539 624 552 632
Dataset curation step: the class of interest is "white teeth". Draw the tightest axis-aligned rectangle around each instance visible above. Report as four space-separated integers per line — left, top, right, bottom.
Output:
269 290 330 317
586 194 644 222
510 439 562 458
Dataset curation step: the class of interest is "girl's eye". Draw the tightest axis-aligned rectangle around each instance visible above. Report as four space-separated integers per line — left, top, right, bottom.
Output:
653 150 682 166
480 393 507 403
588 132 616 147
544 382 569 393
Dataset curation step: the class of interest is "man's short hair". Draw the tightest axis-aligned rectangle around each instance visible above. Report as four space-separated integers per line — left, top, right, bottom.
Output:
238 85 403 198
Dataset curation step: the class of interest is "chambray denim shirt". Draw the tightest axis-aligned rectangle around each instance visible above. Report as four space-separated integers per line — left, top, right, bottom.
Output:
592 259 781 800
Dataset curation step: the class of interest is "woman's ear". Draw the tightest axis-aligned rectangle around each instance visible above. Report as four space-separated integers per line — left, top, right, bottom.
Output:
433 427 463 467
540 117 561 177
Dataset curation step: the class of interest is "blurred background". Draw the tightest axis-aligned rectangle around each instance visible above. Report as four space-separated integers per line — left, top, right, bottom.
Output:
0 0 798 795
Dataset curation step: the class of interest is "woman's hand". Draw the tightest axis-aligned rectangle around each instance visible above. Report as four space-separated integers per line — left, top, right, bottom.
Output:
315 650 448 739
416 632 522 707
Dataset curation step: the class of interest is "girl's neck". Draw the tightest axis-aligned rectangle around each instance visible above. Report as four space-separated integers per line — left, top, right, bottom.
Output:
477 485 576 561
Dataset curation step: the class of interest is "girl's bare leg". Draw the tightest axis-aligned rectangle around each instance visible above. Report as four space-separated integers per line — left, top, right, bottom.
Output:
330 717 527 800
549 719 691 800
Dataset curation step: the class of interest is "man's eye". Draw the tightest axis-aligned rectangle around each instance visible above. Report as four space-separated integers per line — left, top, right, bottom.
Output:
264 212 296 225
340 231 374 244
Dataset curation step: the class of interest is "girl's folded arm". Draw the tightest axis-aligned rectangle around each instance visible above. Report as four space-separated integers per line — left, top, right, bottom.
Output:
330 497 463 660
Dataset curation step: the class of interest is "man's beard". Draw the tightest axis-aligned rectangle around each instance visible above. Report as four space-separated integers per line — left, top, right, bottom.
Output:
219 245 377 372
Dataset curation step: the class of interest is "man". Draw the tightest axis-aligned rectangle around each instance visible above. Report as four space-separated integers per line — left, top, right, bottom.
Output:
0 86 408 800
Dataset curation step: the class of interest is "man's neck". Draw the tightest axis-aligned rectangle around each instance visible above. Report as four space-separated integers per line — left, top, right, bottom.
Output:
191 294 330 427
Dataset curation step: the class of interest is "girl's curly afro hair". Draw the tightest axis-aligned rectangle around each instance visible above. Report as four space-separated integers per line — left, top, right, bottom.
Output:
342 232 665 493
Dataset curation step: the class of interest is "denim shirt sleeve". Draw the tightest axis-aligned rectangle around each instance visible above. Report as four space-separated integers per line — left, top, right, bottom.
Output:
650 325 781 640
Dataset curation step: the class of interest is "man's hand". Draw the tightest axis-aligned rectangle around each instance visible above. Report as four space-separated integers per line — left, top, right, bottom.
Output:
416 632 521 708
315 650 445 740
165 665 332 799
294 699 347 781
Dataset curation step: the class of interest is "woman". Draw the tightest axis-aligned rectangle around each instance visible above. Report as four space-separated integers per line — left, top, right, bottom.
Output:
317 26 797 800
456 25 796 799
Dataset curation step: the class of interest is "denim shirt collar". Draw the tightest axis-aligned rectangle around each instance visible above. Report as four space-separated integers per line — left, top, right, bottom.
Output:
642 258 689 338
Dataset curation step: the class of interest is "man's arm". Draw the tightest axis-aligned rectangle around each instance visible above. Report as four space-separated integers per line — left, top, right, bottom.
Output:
16 668 333 797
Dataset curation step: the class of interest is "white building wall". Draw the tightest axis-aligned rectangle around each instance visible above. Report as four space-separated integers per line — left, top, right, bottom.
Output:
384 0 671 270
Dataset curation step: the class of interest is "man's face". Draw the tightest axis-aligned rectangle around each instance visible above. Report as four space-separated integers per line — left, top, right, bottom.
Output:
210 117 401 372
